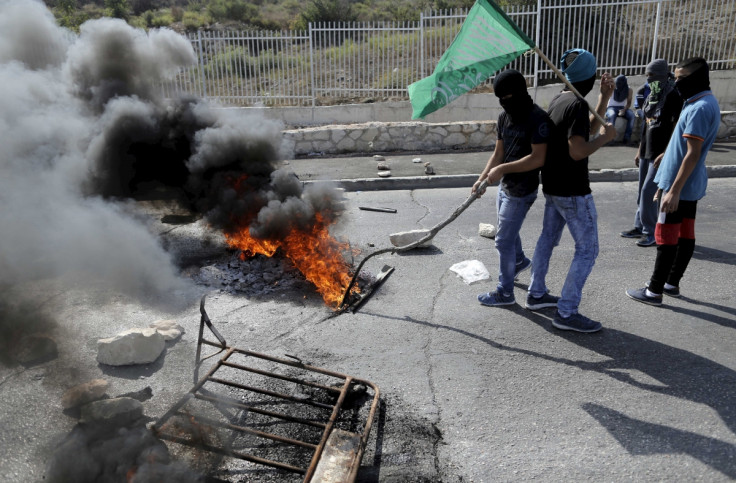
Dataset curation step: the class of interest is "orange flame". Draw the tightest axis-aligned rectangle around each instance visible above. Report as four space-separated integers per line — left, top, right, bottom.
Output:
223 177 358 307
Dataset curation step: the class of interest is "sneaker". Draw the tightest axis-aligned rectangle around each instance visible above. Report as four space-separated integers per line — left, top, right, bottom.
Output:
478 290 515 307
514 257 531 279
626 287 663 306
620 228 644 238
552 311 602 333
636 235 656 247
525 292 559 310
646 281 681 298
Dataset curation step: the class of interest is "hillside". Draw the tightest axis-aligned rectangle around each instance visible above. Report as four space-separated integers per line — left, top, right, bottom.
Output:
47 0 534 33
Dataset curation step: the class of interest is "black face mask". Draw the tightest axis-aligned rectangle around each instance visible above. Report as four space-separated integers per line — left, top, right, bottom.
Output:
675 64 710 99
499 93 533 122
571 75 596 97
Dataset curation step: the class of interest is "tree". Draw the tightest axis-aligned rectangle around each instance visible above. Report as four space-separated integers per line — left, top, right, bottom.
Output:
298 0 357 26
105 0 129 19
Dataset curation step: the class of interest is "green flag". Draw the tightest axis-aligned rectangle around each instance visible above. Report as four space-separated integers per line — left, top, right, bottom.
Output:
408 0 535 119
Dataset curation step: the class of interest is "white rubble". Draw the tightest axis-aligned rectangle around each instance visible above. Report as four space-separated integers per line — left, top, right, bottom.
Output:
150 319 184 341
97 328 165 366
479 223 497 238
389 229 433 248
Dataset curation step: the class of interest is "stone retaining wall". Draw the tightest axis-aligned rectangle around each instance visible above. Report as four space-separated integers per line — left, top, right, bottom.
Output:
284 121 496 156
284 112 736 156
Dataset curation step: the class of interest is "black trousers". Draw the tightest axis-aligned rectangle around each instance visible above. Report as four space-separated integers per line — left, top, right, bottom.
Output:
649 200 697 294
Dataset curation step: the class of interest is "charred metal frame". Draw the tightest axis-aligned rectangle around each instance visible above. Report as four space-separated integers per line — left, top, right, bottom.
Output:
152 296 380 482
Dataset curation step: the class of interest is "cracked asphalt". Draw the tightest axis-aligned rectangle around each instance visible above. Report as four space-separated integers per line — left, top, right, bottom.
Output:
2 175 736 481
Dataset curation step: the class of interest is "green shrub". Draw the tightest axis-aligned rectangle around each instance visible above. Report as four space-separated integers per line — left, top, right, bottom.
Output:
150 11 173 27
105 0 129 20
182 10 211 30
205 46 305 80
171 6 184 22
373 67 412 90
207 0 258 23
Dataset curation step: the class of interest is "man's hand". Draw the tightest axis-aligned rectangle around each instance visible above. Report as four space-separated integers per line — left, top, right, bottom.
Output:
634 154 640 168
618 109 626 117
471 178 487 197
661 189 680 213
600 122 616 143
487 166 504 185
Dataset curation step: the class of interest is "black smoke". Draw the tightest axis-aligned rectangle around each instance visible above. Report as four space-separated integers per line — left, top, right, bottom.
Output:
0 0 346 307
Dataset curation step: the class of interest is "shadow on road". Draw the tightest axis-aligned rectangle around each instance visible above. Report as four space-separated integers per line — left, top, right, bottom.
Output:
361 307 736 478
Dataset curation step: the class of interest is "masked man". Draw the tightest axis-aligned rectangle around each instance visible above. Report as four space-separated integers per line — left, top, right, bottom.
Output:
626 57 720 305
527 48 615 333
473 69 556 309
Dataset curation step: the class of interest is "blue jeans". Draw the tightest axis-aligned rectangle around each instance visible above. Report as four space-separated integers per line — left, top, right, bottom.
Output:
605 107 635 141
634 158 659 236
495 189 537 295
529 194 599 317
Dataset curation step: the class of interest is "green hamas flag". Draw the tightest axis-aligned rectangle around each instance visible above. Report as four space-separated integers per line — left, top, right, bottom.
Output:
408 0 535 119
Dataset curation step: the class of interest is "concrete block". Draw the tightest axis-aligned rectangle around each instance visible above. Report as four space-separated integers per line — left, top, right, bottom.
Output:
389 229 433 248
97 328 165 366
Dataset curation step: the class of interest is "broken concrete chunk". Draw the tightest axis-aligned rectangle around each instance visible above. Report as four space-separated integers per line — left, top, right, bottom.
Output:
61 379 109 409
149 319 184 341
389 229 433 248
412 157 422 163
377 170 391 178
479 223 497 239
372 154 385 161
377 161 390 170
97 328 165 366
80 397 143 426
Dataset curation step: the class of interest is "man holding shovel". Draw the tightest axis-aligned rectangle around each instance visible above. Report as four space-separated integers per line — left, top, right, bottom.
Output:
473 69 556 308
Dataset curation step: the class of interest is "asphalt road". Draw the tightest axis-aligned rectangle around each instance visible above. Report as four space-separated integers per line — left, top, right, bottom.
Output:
1 178 736 481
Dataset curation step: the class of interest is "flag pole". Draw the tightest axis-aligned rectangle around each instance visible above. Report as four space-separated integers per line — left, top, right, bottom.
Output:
534 46 607 126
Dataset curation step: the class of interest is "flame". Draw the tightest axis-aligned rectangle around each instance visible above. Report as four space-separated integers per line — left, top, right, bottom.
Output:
225 213 358 307
222 175 358 307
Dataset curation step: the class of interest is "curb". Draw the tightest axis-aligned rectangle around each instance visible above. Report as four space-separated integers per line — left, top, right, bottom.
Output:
304 165 736 192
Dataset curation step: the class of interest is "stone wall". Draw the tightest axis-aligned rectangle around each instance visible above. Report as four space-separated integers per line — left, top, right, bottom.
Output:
283 112 736 156
284 120 496 156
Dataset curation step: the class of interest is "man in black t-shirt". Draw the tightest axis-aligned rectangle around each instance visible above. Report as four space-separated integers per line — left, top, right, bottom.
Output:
620 58 683 247
473 69 556 309
527 48 615 333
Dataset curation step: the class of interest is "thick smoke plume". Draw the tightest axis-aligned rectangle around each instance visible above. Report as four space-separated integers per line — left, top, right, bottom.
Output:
0 0 346 309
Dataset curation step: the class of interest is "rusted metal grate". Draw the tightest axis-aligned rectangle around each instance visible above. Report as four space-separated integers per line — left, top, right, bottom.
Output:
152 296 380 482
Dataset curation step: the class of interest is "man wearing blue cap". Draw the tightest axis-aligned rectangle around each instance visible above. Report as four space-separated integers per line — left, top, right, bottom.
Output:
527 48 616 333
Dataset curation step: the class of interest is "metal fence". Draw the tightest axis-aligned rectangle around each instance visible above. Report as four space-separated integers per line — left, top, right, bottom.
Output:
162 0 736 106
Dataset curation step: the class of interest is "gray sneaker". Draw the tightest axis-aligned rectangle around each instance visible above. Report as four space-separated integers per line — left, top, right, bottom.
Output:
525 292 559 310
552 311 602 333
